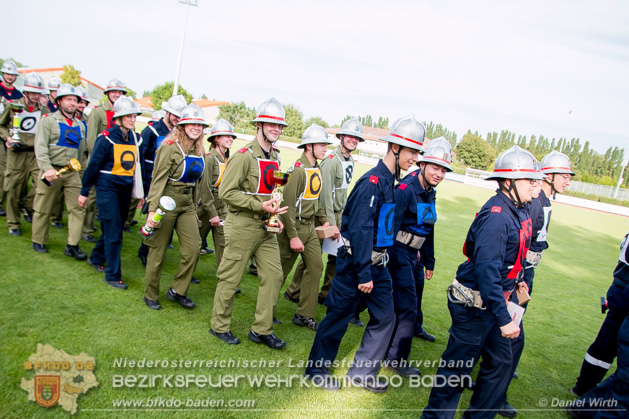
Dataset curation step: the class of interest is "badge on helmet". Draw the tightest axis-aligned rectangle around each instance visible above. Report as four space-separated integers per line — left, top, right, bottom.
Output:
22 73 46 94
251 97 288 126
178 103 209 126
421 137 453 171
336 117 365 142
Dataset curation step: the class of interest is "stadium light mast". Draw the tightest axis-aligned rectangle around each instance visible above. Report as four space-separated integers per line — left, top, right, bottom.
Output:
173 0 199 96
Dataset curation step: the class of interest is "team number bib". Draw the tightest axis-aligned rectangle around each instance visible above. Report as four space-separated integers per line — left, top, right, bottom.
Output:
112 144 136 176
255 159 280 195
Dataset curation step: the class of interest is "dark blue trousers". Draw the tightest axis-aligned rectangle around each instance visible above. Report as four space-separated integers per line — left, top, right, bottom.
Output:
571 314 629 418
306 250 395 379
422 302 513 419
415 259 426 333
386 245 418 363
90 180 132 282
574 283 629 396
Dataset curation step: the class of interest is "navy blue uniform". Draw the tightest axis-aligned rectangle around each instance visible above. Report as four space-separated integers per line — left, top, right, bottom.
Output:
0 83 23 102
570 312 629 418
385 170 436 364
503 189 552 404
46 99 58 114
81 125 145 282
423 191 532 419
137 119 171 260
573 232 629 397
306 160 396 380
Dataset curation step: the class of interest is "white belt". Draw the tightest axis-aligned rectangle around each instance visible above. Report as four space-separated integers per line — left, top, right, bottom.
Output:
525 250 543 269
342 238 389 267
396 230 426 249
447 279 485 309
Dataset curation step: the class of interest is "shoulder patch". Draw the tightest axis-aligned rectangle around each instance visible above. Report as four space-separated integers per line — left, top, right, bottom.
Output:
148 122 154 126
239 147 248 153
101 130 109 136
273 146 280 153
327 154 334 159
42 113 50 118
398 183 408 190
294 162 302 167
165 140 175 145
491 206 502 213
369 175 379 185
411 171 417 176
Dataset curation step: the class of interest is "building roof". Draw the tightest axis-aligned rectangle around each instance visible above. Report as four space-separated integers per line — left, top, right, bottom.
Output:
135 96 154 109
192 99 230 108
17 67 105 91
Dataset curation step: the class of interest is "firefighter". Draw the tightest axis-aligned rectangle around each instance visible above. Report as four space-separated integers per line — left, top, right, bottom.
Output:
422 145 544 418
305 114 424 393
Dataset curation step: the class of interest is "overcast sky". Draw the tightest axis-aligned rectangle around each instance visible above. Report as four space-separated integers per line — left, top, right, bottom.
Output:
5 0 629 155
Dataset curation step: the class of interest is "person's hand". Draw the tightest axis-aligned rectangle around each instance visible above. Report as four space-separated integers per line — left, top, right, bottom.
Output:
500 321 520 339
278 219 284 234
262 197 288 215
417 250 421 262
358 281 373 293
517 281 529 293
6 137 13 147
210 215 221 227
43 169 58 183
146 212 159 228
425 270 434 280
290 237 305 252
138 198 145 209
78 195 88 208
331 225 340 241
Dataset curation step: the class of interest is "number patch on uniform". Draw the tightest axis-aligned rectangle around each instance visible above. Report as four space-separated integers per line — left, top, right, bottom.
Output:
213 161 226 188
112 144 136 176
56 123 82 149
303 168 322 199
256 159 280 195
411 202 436 235
376 203 395 247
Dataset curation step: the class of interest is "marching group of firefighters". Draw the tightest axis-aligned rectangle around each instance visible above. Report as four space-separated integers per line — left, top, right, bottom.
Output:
1 60 627 418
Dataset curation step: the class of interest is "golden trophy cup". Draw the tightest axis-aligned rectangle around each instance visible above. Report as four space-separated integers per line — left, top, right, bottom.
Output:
8 102 25 148
265 170 290 234
140 196 177 238
42 158 82 186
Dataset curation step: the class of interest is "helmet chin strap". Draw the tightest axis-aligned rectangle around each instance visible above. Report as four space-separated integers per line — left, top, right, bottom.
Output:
544 174 558 199
260 122 274 145
418 163 433 192
499 179 524 207
393 146 403 181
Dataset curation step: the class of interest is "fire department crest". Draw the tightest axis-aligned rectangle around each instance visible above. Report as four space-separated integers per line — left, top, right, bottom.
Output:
22 344 98 414
34 375 61 408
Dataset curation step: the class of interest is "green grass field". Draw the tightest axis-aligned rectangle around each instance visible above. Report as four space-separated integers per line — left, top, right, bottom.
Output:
0 139 626 418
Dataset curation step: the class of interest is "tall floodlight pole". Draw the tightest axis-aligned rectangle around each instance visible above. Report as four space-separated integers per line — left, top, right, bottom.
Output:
173 0 199 96
614 159 627 199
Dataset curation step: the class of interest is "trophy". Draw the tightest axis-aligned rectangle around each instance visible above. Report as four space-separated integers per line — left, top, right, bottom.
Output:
8 102 25 148
265 170 290 234
42 158 82 186
139 196 176 238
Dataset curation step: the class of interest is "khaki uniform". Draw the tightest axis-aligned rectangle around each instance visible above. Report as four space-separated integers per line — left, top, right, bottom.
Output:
211 140 283 335
197 148 228 267
276 154 327 319
83 102 114 236
0 99 50 230
286 147 354 300
144 139 204 301
31 111 87 245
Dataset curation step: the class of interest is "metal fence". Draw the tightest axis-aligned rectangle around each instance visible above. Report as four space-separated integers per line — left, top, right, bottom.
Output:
464 168 629 201
566 181 629 201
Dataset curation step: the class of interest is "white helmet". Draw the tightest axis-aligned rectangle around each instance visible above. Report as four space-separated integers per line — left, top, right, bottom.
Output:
151 109 166 122
112 96 142 118
486 145 545 181
104 78 128 94
1 60 19 75
251 97 288 126
22 73 46 94
55 84 82 103
162 94 187 118
298 124 333 149
336 117 365 141
208 119 237 139
421 137 452 171
178 103 209 126
75 86 90 103
541 150 575 175
380 114 426 153
47 77 62 91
